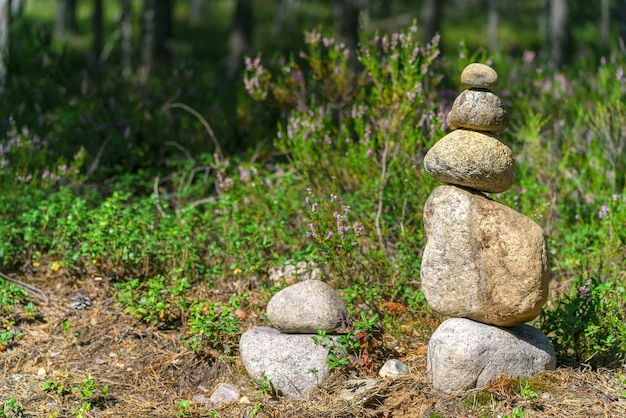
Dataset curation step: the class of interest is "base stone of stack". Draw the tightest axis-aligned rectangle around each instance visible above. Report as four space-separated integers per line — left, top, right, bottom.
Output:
427 318 556 392
420 185 549 326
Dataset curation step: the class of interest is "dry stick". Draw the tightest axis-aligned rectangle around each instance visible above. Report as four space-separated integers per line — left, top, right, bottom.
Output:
374 139 391 248
164 102 224 161
153 176 167 218
0 271 49 305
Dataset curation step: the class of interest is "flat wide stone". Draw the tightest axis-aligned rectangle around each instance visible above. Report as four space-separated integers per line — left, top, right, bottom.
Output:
427 318 556 392
424 129 516 193
420 185 550 326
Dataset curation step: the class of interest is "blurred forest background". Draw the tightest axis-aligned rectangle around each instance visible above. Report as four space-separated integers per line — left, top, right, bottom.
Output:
0 0 625 180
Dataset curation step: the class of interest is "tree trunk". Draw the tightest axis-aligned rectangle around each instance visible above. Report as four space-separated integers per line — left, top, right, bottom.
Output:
549 0 569 68
154 0 172 62
188 0 204 27
621 0 626 52
378 0 391 19
337 0 360 69
140 0 155 77
120 0 133 76
91 0 104 64
272 0 294 37
55 0 77 40
227 0 252 77
538 0 549 45
601 0 610 52
11 0 26 17
487 0 499 53
0 0 9 90
421 0 445 45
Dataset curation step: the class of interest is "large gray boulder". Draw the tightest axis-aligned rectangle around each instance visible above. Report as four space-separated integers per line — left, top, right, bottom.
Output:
423 129 516 193
420 185 549 326
266 280 346 333
427 318 556 392
239 326 342 399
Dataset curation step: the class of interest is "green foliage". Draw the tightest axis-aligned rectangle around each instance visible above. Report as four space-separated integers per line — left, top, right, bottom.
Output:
254 375 272 396
184 293 248 354
41 372 108 418
115 275 178 325
303 187 366 284
313 310 384 372
503 408 526 418
1 398 23 418
0 319 22 350
71 374 108 401
540 273 626 367
0 281 27 316
40 372 72 396
246 23 444 233
1 17 626 377
174 399 191 417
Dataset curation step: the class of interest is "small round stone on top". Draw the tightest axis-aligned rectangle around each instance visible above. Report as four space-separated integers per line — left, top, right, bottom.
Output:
461 63 498 88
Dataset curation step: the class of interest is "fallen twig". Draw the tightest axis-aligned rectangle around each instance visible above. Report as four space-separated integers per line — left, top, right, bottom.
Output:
0 271 49 305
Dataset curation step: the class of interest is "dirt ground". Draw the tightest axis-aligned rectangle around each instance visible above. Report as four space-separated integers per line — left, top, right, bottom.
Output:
1 267 626 418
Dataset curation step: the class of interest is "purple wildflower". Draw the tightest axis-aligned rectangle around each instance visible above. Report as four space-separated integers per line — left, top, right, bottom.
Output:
598 205 609 219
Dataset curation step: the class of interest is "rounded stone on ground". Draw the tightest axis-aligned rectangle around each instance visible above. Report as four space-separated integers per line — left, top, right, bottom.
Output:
379 359 410 378
266 279 346 333
423 129 516 193
461 63 499 88
207 383 240 407
447 89 509 132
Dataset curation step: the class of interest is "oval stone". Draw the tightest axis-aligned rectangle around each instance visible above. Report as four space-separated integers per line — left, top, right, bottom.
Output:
447 89 509 132
240 326 343 399
461 63 499 88
427 318 556 391
266 280 346 333
420 185 550 326
423 129 516 193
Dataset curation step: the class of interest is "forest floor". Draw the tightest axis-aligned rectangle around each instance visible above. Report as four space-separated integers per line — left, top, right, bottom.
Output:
1 264 626 418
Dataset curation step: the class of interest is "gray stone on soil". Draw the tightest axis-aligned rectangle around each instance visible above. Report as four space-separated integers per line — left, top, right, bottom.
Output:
420 185 550 327
447 89 509 132
239 326 343 399
423 129 516 193
200 383 240 407
461 63 499 88
378 359 410 378
266 279 346 333
427 318 556 392
338 379 379 403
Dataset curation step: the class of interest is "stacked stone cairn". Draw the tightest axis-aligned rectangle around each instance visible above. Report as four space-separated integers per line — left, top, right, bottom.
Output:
421 63 556 392
239 280 346 399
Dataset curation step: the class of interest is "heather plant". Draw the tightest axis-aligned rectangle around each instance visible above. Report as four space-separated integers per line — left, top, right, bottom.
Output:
245 22 444 249
303 187 366 284
244 23 449 320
